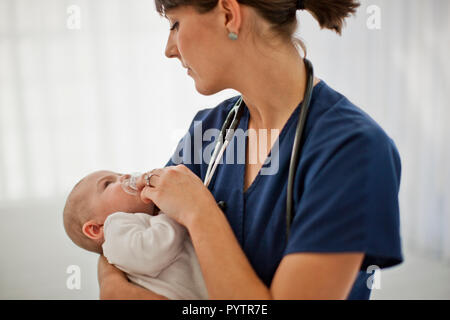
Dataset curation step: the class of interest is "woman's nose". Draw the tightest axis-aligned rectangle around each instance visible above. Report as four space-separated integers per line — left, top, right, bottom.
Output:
165 33 180 59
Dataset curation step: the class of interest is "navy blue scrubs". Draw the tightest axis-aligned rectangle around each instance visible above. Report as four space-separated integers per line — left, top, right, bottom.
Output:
166 80 403 299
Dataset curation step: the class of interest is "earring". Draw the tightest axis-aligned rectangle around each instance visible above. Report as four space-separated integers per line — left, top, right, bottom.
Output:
228 32 238 41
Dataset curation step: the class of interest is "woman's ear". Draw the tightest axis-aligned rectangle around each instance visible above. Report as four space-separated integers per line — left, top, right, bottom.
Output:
219 0 242 34
82 220 104 240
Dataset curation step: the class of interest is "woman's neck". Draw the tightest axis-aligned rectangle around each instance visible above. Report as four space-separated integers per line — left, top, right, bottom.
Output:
232 44 308 131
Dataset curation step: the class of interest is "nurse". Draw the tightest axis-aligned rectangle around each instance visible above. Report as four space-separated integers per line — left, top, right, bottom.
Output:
98 0 402 299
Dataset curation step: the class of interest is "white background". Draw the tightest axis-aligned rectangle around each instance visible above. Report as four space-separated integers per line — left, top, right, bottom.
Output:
0 0 449 299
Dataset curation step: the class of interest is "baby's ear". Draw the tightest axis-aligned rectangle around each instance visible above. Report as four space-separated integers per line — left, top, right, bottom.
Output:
82 220 104 240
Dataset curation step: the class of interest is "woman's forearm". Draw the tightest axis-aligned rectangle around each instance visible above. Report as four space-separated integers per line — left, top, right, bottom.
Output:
187 205 272 299
98 255 168 300
99 273 168 300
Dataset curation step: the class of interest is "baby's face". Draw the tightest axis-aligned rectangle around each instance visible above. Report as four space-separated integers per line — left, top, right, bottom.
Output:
82 170 155 223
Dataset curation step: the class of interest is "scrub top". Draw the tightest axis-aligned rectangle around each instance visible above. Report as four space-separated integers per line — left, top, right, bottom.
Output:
166 80 403 299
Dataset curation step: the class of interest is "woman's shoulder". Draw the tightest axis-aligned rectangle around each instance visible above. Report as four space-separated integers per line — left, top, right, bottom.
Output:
289 82 403 272
303 80 401 182
310 81 396 148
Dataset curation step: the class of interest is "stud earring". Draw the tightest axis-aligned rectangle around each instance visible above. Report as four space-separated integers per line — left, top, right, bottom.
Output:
228 32 238 41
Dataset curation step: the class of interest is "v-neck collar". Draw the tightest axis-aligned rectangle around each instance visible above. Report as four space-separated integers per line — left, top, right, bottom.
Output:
240 80 324 197
240 99 302 197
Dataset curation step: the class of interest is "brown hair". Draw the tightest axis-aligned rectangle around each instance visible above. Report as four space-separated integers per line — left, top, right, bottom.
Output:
155 0 360 53
63 178 103 254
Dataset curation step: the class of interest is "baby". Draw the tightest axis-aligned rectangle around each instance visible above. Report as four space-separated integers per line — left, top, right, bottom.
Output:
63 170 208 300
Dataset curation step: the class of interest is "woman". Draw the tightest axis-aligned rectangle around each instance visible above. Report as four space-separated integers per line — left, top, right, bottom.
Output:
98 0 402 299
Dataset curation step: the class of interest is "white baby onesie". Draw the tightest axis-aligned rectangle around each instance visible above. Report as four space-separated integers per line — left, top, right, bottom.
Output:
102 212 208 300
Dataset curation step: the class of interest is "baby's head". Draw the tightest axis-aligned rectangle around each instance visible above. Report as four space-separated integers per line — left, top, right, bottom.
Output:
63 170 156 254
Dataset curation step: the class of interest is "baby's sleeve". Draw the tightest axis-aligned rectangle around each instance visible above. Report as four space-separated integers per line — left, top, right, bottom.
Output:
102 212 187 277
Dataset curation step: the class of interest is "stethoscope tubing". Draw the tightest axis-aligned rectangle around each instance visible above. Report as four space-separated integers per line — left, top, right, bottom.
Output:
204 97 244 187
204 59 314 241
286 58 314 239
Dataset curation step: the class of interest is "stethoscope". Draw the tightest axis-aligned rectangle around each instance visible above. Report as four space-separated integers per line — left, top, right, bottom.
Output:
204 59 314 240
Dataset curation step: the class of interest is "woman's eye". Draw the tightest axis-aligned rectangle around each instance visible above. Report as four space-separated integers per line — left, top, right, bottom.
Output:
170 22 179 31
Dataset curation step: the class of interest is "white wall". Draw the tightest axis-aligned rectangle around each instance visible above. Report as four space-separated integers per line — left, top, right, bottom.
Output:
0 0 449 299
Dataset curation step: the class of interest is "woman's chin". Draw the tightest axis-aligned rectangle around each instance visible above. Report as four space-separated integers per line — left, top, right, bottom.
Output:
194 81 221 96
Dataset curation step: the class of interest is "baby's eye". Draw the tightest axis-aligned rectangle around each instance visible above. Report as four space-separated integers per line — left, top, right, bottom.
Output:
104 181 112 188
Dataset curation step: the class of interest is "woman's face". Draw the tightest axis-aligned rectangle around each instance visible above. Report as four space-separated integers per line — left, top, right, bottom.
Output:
164 5 233 95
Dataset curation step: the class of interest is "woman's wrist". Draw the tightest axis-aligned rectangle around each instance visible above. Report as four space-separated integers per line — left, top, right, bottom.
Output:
184 197 222 231
181 199 272 299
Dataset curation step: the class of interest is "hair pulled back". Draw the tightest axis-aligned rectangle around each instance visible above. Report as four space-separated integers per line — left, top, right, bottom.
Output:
155 0 360 38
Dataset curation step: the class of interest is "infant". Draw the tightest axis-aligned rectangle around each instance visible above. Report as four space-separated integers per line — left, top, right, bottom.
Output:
63 170 208 300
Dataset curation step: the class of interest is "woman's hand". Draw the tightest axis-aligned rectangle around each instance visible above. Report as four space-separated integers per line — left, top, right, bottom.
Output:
97 255 168 300
97 255 127 299
139 165 218 227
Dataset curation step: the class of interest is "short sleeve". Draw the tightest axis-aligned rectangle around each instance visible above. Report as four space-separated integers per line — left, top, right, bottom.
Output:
285 112 403 270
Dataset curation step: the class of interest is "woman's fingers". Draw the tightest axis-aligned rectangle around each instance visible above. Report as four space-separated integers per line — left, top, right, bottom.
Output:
140 186 155 204
145 171 162 187
136 169 163 190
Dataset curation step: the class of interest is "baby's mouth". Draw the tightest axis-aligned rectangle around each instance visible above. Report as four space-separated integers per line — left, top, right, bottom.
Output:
121 172 160 215
120 172 141 195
